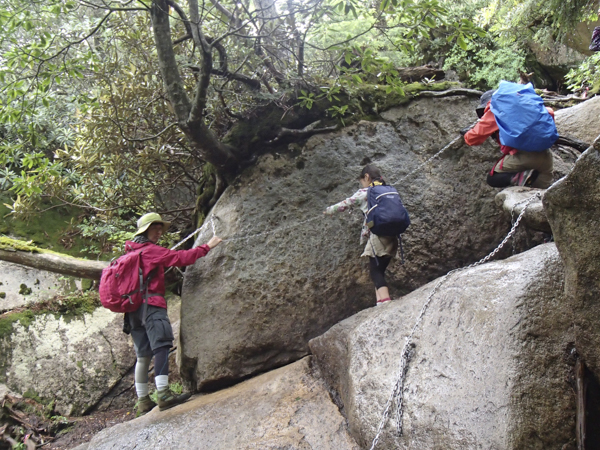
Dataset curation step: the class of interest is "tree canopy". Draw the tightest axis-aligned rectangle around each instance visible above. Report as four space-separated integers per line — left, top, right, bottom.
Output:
0 0 597 253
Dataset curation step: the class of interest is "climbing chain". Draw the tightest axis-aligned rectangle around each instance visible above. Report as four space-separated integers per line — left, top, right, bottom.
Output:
510 192 542 254
170 220 212 250
368 192 541 450
391 134 466 186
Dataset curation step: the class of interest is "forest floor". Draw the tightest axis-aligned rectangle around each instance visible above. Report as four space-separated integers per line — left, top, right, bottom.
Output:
45 409 135 450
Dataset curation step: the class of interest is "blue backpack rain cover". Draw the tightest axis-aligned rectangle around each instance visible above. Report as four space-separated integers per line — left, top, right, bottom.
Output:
490 81 558 152
365 185 410 236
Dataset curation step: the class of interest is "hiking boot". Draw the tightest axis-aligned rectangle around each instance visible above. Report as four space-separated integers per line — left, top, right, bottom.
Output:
157 389 192 411
135 395 156 416
511 169 538 187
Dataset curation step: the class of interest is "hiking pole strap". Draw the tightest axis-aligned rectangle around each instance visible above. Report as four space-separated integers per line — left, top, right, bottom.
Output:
139 268 149 326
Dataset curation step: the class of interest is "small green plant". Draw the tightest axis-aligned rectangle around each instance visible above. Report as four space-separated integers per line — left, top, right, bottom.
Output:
328 105 349 126
169 382 183 394
51 415 69 424
296 90 316 110
149 382 184 403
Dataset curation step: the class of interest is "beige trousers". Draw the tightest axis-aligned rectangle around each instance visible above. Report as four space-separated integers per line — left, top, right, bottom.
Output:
361 234 398 258
493 149 553 188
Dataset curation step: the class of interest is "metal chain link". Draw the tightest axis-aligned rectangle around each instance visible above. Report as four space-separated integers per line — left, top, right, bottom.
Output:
390 134 465 186
369 192 541 450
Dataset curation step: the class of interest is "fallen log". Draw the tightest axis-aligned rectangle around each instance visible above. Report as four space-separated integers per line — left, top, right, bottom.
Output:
0 240 107 280
396 65 446 82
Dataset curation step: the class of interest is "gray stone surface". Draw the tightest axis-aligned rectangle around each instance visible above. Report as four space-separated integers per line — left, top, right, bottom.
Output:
180 95 576 390
1 307 135 416
75 357 359 450
555 96 600 146
310 243 575 449
544 141 600 377
495 187 550 232
0 261 79 313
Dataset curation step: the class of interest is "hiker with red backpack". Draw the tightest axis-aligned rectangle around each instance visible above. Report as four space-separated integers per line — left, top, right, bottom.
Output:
101 212 221 416
324 165 410 306
461 81 558 189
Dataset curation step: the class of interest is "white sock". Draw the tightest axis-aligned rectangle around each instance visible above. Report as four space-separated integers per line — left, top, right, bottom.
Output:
135 383 149 398
155 375 169 391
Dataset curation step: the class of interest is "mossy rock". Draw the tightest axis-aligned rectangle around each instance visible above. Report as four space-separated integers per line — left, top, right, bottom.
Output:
19 284 32 296
0 310 36 340
0 194 92 257
223 80 462 157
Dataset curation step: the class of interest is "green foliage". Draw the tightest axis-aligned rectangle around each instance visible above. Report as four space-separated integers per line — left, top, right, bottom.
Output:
565 52 600 94
482 0 598 44
149 382 184 403
0 310 35 340
443 36 527 89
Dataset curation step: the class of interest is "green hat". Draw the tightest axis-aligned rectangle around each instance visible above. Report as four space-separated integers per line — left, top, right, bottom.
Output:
134 212 170 236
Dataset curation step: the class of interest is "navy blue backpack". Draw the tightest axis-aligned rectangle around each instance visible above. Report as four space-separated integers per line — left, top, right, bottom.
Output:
365 185 410 236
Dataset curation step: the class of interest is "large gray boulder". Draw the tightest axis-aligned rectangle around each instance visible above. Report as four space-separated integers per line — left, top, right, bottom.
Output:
495 187 549 232
0 261 79 312
180 95 574 390
0 307 135 416
544 140 600 377
555 96 600 145
310 243 575 449
73 357 359 450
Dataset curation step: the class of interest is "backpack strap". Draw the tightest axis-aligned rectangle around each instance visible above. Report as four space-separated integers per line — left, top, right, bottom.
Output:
139 265 160 326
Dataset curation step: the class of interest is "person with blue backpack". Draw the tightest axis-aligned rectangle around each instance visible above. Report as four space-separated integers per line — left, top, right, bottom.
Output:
324 165 410 306
461 81 558 189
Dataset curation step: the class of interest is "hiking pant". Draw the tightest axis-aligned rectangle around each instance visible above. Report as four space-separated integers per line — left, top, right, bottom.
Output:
489 149 553 188
369 256 392 289
128 305 174 358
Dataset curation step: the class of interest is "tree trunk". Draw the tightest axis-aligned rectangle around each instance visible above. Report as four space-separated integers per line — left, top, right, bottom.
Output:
151 0 240 176
0 249 107 280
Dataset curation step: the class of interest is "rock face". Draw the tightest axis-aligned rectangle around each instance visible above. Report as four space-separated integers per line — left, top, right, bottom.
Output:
0 261 79 312
310 243 575 449
495 187 550 232
544 141 600 378
73 357 359 450
0 308 135 416
180 95 575 390
555 96 600 145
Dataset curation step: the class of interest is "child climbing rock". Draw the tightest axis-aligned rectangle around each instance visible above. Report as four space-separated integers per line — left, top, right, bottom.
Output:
324 165 399 305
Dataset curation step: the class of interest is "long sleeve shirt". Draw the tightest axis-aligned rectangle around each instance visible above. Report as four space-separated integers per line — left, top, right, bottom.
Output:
325 188 370 243
124 241 211 309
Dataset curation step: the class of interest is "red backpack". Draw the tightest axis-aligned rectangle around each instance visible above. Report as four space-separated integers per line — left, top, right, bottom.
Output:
99 244 155 313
